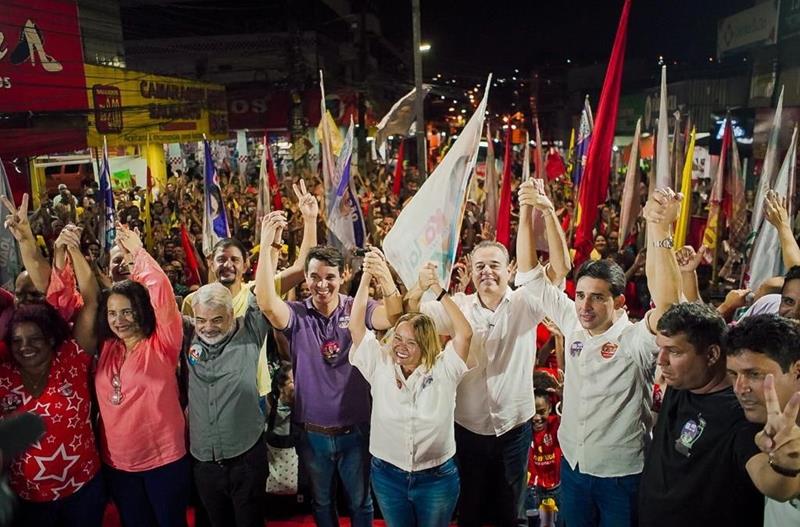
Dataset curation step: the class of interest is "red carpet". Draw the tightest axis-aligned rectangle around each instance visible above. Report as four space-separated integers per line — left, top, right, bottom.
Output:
102 505 388 526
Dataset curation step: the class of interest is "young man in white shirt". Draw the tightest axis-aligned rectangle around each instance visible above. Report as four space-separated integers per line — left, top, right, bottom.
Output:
516 185 683 526
725 314 800 526
406 180 571 527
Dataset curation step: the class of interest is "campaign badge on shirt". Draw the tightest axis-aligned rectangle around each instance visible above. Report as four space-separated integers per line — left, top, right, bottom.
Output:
188 344 205 365
0 393 21 414
58 382 74 398
338 315 350 329
675 415 706 458
600 342 618 359
320 340 340 364
569 341 584 358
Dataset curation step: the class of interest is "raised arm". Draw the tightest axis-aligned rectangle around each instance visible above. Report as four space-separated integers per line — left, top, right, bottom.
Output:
63 230 100 355
362 247 404 330
255 211 292 330
1 194 51 292
764 190 800 270
117 223 182 353
418 261 472 363
675 245 709 303
348 261 372 349
643 188 683 331
517 179 571 282
277 180 318 294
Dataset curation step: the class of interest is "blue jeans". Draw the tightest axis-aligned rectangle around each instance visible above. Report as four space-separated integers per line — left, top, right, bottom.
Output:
296 424 373 527
559 461 640 527
105 456 190 527
14 472 107 527
370 457 460 527
455 421 532 527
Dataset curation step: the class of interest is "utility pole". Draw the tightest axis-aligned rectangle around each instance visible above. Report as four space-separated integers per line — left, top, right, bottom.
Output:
411 0 426 178
357 1 368 178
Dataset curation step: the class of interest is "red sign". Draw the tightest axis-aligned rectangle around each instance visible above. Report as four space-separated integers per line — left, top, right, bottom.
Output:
0 0 87 113
92 85 123 133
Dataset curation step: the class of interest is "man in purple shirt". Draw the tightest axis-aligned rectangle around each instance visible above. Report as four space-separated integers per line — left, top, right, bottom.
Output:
257 211 402 527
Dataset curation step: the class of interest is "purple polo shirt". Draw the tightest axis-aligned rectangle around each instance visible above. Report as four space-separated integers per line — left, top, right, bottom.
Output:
283 294 377 427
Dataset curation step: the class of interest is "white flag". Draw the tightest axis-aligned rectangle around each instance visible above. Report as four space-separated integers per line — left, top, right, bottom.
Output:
655 66 671 189
751 86 784 234
375 85 431 157
747 124 798 291
383 75 492 290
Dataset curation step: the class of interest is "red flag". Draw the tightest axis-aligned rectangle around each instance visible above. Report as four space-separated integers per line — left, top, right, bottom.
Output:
180 225 202 286
265 140 283 212
573 0 631 266
392 140 406 197
545 148 566 180
496 129 513 247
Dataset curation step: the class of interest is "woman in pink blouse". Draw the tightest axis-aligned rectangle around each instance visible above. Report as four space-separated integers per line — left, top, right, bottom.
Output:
94 224 188 527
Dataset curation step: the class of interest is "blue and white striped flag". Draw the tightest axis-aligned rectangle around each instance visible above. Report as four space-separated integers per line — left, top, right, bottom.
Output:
202 139 231 256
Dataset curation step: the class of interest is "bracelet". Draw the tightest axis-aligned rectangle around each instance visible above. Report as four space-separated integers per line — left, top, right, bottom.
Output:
769 456 800 478
270 242 283 250
436 289 447 302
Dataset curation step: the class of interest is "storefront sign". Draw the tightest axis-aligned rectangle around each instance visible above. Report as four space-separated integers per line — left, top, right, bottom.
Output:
717 1 778 57
0 0 86 112
85 64 228 147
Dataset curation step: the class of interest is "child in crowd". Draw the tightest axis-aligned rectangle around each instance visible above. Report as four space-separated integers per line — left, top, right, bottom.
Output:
527 370 563 522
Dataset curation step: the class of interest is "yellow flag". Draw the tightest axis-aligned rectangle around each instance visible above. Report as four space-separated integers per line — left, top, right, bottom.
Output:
674 127 695 248
316 110 343 156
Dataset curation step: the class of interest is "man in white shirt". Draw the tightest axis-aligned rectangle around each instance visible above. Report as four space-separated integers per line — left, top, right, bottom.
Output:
406 180 571 527
725 314 800 526
516 185 683 526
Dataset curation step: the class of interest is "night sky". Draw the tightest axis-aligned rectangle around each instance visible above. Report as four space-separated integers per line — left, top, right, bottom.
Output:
123 0 756 77
379 0 756 78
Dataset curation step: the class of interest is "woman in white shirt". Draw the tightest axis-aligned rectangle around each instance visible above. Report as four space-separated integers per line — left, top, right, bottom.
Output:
349 250 472 527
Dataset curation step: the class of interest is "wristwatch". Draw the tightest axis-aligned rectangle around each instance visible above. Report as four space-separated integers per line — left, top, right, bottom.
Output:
652 236 674 249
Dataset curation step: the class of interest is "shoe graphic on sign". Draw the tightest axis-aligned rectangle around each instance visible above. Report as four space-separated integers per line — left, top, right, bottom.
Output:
10 19 63 73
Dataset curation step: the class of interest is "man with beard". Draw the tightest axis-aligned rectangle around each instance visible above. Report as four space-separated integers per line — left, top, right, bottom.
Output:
257 214 403 527
519 186 683 526
184 218 282 526
181 181 318 398
405 178 571 527
725 315 800 526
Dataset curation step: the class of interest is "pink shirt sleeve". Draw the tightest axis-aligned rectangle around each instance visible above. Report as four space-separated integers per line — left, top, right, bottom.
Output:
45 258 84 322
130 249 182 361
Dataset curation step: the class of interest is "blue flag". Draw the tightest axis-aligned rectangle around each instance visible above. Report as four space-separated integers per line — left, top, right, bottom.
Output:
202 139 230 255
98 138 116 252
574 96 594 187
327 118 365 250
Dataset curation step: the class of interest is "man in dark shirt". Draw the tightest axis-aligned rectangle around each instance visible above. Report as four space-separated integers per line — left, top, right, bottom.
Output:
639 302 764 526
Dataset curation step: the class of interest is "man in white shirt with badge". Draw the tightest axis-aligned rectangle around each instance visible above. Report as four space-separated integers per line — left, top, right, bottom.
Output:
516 184 682 526
406 180 571 527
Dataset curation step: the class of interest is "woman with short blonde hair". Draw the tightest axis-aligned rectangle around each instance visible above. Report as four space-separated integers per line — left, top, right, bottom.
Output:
349 250 472 527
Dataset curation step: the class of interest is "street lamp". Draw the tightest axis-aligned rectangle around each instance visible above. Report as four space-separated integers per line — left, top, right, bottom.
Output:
419 43 431 52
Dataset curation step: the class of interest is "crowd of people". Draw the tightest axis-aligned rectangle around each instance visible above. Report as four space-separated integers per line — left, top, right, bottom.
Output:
0 140 798 527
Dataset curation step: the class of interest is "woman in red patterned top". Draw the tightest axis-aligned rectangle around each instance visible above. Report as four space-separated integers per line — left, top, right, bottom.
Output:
0 197 105 527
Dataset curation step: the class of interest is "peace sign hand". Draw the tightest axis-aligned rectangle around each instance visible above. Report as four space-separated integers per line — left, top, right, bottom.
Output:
755 374 800 473
293 180 318 220
1 193 33 243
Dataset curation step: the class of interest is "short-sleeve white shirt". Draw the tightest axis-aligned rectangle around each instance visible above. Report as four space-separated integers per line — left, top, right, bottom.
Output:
420 281 547 436
350 330 468 472
516 264 658 477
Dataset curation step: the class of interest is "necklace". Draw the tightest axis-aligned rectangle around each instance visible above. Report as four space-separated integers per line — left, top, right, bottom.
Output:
109 346 132 406
21 364 51 396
